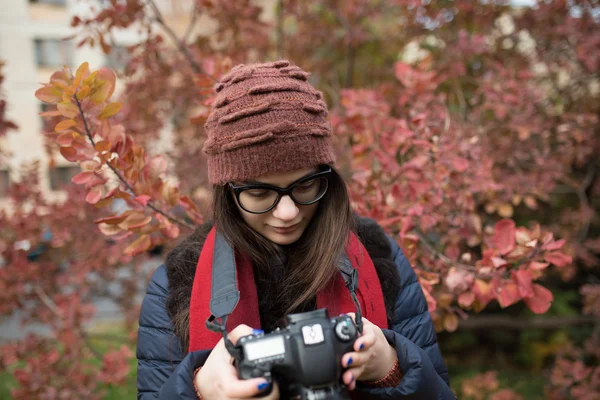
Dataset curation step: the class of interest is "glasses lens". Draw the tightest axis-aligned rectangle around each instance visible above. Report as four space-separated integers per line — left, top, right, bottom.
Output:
291 177 328 204
238 189 279 213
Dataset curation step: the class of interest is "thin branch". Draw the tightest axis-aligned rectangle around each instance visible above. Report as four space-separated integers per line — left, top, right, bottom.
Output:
458 314 598 330
183 3 199 44
34 285 104 360
276 0 285 59
146 0 210 79
34 285 63 318
74 96 195 231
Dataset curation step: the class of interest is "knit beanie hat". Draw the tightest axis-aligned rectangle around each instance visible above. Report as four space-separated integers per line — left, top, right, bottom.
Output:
203 60 335 185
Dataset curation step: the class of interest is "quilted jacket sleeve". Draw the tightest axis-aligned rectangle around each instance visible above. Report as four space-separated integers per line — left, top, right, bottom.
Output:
357 236 455 399
136 265 211 399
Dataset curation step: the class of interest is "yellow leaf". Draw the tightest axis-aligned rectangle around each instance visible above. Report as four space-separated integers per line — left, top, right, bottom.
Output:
124 234 152 256
76 85 92 100
55 119 77 132
90 68 116 104
74 62 89 88
98 102 122 120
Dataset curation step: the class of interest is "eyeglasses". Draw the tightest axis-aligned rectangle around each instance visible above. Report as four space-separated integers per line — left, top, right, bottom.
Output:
229 167 332 214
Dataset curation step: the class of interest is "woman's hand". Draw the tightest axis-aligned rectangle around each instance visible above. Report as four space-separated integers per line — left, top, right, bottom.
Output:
195 324 280 399
340 313 398 390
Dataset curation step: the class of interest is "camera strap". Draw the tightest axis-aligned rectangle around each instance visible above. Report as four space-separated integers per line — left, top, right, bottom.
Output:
205 231 364 350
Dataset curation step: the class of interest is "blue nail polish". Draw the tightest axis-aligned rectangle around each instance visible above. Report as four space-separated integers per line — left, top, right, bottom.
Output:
252 329 264 335
347 357 353 366
359 343 365 350
258 382 269 391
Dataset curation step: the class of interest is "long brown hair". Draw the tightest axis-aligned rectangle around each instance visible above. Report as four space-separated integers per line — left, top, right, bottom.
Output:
213 165 355 316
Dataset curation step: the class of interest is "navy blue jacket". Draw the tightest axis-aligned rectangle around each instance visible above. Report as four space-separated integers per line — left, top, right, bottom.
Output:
136 228 455 399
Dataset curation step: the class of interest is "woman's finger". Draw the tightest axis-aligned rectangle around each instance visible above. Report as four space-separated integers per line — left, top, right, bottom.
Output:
222 376 272 398
353 328 376 352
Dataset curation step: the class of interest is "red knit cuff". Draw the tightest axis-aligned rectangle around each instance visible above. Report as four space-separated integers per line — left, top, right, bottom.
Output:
193 367 203 399
363 358 402 388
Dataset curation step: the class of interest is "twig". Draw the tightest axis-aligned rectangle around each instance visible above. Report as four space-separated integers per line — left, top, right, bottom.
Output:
413 229 478 272
146 0 211 79
34 285 63 318
183 3 199 44
34 285 104 360
74 96 195 231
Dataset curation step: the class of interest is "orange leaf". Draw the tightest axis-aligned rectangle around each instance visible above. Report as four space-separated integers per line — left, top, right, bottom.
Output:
57 101 79 118
39 110 62 117
124 235 152 256
95 140 112 152
493 219 516 255
74 62 89 88
118 212 152 230
545 251 572 267
55 119 77 132
98 102 122 119
523 284 553 314
59 146 78 162
35 85 62 104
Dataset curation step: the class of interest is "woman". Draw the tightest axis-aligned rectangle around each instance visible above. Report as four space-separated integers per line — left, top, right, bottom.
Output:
136 60 454 399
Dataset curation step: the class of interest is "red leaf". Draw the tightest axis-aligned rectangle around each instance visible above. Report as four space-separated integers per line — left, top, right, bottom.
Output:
71 171 94 185
529 261 549 271
86 187 103 204
458 291 475 308
452 157 469 172
523 284 553 314
496 282 520 308
542 239 566 251
512 269 534 298
134 195 151 206
545 251 572 267
491 256 508 268
493 219 516 255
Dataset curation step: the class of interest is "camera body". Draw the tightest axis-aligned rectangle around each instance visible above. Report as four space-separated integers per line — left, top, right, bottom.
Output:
233 308 358 399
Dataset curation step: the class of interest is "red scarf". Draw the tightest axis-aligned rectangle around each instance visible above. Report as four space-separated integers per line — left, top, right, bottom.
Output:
189 226 387 352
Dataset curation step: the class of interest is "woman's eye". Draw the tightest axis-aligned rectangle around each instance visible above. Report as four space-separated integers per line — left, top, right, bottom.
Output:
296 180 316 191
246 189 269 197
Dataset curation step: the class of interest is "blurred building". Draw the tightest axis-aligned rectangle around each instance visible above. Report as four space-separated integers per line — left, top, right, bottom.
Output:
0 0 223 209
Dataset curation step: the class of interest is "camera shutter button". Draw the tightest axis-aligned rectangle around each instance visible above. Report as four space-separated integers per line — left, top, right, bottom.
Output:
335 320 356 341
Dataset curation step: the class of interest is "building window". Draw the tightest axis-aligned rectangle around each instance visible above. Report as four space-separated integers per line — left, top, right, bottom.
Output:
49 165 79 191
34 39 73 68
0 170 9 198
105 46 129 71
29 0 67 5
39 103 58 133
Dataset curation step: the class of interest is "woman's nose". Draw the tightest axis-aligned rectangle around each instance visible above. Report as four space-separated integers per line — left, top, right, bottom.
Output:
272 195 299 221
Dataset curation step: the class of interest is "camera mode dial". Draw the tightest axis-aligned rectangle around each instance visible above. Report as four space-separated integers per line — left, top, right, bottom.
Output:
334 319 356 342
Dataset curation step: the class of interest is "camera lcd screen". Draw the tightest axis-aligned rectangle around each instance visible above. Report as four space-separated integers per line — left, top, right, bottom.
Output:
244 336 285 361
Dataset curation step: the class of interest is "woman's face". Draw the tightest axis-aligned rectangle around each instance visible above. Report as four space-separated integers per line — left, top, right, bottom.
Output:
233 167 321 245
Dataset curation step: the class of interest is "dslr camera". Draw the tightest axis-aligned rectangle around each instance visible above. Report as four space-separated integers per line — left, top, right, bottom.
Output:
233 308 358 399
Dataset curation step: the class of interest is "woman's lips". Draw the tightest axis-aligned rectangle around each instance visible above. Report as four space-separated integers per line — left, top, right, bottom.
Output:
271 222 300 234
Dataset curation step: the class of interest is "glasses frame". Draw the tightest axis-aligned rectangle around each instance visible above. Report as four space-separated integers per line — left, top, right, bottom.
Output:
229 166 332 214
